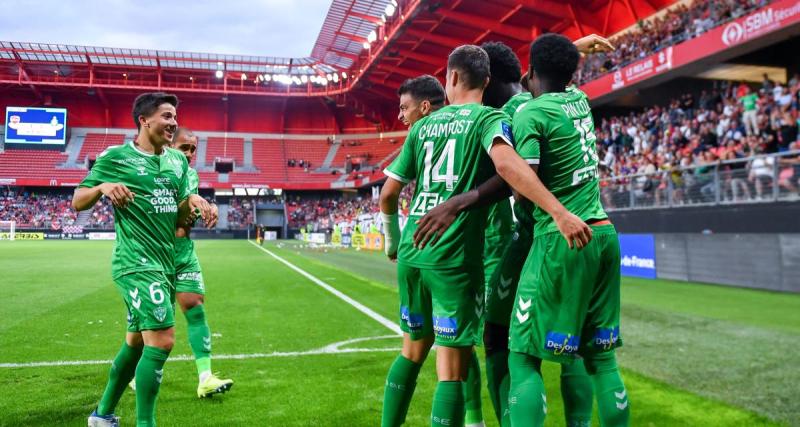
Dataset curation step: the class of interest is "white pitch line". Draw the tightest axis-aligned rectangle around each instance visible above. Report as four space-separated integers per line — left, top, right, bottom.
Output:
0 335 401 369
248 240 402 335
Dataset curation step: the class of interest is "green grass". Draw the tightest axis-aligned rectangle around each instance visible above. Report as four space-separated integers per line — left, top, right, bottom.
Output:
0 240 796 426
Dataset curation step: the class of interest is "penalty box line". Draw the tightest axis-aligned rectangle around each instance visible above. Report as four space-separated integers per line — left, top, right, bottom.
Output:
248 240 402 335
0 335 401 369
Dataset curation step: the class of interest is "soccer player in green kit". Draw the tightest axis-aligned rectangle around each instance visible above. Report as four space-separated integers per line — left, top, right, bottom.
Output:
508 34 629 427
396 74 487 427
77 92 213 427
170 128 234 398
380 45 592 427
413 37 613 427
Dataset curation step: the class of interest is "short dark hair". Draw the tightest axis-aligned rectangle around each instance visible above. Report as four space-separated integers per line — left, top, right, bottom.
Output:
481 41 521 84
529 34 579 88
132 92 179 130
447 45 490 90
173 127 193 142
398 75 446 107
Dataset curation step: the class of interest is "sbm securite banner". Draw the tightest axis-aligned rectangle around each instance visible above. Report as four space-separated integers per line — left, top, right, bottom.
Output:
581 0 800 99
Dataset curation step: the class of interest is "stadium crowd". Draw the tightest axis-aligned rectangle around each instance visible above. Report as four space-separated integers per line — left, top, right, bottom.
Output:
597 78 800 207
0 189 77 229
226 197 255 229
286 186 414 232
579 0 772 84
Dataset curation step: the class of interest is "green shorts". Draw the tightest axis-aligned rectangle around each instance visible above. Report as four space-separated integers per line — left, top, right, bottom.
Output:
114 271 176 332
485 226 533 327
483 232 512 287
175 237 205 295
397 263 484 347
509 224 622 363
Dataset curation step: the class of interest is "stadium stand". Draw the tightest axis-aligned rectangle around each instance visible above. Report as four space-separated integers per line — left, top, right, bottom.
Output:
284 139 329 171
250 139 288 181
331 137 401 168
0 188 77 229
579 0 773 85
227 197 255 230
205 136 245 166
78 133 126 163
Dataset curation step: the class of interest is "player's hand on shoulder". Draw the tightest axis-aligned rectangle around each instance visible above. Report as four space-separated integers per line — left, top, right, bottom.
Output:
574 34 615 54
553 210 593 250
412 200 459 249
99 183 135 208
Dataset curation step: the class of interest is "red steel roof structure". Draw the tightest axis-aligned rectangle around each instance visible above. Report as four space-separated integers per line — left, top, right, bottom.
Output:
0 0 676 125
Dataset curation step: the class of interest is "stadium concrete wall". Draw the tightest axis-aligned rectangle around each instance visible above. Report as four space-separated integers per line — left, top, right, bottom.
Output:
654 233 800 293
608 202 800 233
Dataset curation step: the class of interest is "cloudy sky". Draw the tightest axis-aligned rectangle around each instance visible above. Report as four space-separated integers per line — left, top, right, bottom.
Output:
0 0 333 57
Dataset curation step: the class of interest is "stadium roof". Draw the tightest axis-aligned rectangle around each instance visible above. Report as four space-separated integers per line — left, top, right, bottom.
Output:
0 0 676 101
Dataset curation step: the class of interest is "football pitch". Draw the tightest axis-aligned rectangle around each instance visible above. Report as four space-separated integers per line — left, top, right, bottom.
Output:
1 239 798 426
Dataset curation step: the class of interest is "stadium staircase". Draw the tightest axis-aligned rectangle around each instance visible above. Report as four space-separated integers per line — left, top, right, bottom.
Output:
321 140 340 169
240 138 257 172
62 131 86 165
195 136 208 168
75 210 93 227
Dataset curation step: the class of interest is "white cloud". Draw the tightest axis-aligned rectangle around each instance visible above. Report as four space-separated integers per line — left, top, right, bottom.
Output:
0 0 332 57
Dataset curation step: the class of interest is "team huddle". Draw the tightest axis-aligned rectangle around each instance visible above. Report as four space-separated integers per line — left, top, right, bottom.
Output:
75 31 625 427
380 34 628 427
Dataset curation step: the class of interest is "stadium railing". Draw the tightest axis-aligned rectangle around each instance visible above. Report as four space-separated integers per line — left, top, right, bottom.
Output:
601 150 800 211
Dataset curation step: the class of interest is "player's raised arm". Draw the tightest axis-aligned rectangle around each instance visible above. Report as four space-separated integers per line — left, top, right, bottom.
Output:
489 142 592 249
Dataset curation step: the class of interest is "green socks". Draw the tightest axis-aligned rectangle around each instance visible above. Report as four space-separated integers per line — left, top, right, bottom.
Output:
508 351 546 427
464 351 484 425
561 360 594 427
585 352 630 427
431 381 465 427
97 342 143 416
135 346 170 427
485 349 510 424
184 304 212 379
382 355 422 427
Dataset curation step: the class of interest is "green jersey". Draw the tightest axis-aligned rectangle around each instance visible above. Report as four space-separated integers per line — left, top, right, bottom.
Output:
80 142 191 278
740 93 758 111
187 167 200 195
502 92 536 234
385 103 513 269
501 92 533 118
482 93 527 239
513 86 607 235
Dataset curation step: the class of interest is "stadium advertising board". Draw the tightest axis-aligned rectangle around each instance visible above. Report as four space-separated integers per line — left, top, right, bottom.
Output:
582 0 800 99
308 233 326 244
88 232 116 240
0 232 43 240
4 107 67 145
618 234 657 279
364 233 384 251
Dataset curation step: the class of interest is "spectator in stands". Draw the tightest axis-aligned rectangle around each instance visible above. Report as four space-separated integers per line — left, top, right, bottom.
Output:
0 188 78 229
740 86 760 136
227 197 254 229
749 147 775 200
579 0 769 85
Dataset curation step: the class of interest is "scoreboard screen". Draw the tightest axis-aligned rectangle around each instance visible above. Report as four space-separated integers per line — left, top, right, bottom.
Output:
4 106 68 145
